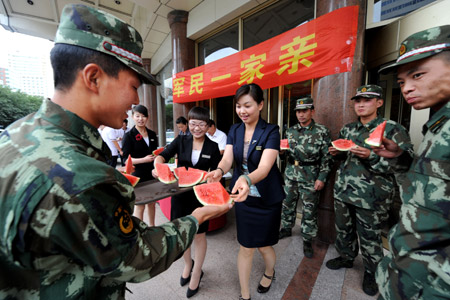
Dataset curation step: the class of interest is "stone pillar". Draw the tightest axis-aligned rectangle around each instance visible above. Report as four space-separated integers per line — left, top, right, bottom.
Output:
141 58 159 135
313 1 367 244
167 10 196 135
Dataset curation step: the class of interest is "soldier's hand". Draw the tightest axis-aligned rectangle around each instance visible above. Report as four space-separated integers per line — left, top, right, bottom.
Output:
314 180 325 191
191 202 233 225
329 146 339 156
350 145 370 159
151 168 158 179
372 137 404 158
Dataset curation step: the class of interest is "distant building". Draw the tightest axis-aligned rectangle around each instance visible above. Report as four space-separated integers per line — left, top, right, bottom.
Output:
6 50 52 97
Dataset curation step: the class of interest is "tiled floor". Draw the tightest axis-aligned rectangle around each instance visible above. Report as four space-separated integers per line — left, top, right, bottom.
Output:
126 203 378 300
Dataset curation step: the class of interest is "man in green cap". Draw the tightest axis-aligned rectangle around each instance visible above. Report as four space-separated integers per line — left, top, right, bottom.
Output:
279 97 332 258
374 25 450 300
325 85 413 296
0 4 231 299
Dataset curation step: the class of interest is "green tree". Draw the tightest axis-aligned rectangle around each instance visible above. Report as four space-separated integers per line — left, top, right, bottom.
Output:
0 85 43 128
165 103 173 131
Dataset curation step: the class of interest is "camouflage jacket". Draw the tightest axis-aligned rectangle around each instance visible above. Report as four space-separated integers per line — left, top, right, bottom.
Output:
284 120 333 183
0 99 198 299
386 101 450 290
334 115 413 210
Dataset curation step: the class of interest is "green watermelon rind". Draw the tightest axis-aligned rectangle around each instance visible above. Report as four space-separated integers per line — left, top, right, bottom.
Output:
332 139 356 151
193 182 232 206
364 138 382 147
155 163 177 184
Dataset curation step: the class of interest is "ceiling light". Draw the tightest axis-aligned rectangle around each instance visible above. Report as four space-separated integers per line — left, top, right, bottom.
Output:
27 0 34 5
115 0 121 4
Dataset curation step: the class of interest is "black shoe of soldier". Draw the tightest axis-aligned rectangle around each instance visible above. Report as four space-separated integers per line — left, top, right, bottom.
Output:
362 271 378 296
325 257 353 270
303 241 313 258
278 228 292 239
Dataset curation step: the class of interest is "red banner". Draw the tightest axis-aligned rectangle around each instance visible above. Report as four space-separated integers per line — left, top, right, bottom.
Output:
173 6 359 103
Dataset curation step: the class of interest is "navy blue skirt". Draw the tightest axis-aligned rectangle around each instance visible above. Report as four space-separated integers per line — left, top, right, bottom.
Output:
235 196 282 248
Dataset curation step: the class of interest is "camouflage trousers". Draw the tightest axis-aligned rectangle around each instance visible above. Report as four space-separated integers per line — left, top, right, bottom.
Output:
334 199 386 274
281 179 319 242
376 203 450 300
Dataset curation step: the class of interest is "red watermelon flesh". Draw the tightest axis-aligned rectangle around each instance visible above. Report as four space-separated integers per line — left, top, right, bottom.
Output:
155 163 177 184
280 139 289 150
332 139 356 151
187 168 208 183
125 154 133 174
173 166 188 179
194 182 232 206
152 147 165 156
122 173 140 187
177 168 205 187
365 121 386 147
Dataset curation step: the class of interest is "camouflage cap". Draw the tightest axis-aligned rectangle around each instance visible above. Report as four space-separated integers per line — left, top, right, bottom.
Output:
351 84 383 100
55 4 160 85
294 97 314 110
380 25 450 74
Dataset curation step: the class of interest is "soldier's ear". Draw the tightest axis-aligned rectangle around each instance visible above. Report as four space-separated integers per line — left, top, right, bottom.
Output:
376 98 384 108
81 63 103 93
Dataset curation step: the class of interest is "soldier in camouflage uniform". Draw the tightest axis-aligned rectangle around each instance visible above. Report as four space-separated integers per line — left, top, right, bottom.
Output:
0 4 231 299
374 25 450 300
325 85 413 296
279 97 332 258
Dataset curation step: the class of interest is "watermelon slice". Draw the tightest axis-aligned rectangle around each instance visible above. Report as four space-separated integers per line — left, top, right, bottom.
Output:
122 173 140 187
365 121 386 147
173 166 187 179
280 139 289 150
194 182 232 206
155 163 177 184
152 147 165 156
177 168 205 187
187 168 208 183
125 154 133 174
332 139 356 151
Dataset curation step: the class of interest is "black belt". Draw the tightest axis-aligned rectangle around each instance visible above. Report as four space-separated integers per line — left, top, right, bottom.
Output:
287 157 318 166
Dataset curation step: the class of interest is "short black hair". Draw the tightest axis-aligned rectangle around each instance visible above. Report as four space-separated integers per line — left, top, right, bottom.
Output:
207 119 216 127
50 44 128 91
176 116 188 125
132 105 148 117
234 83 264 104
123 119 128 124
188 107 209 123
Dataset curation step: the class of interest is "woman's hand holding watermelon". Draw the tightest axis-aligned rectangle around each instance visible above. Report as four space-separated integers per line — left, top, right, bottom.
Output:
230 176 250 202
205 169 223 183
191 202 233 225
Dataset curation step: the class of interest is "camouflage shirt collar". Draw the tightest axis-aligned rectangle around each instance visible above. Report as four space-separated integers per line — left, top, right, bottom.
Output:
296 119 315 131
357 115 384 130
39 99 104 151
423 101 450 135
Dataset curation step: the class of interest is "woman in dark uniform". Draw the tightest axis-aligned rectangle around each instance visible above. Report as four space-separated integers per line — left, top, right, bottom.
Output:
122 105 158 225
208 83 285 300
152 106 221 298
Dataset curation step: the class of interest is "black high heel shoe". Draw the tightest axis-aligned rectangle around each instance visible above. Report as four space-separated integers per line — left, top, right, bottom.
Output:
186 271 203 298
180 259 194 286
256 270 275 293
239 295 251 300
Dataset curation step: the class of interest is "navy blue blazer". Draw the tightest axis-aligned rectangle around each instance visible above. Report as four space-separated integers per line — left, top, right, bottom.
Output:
227 118 285 204
122 126 158 181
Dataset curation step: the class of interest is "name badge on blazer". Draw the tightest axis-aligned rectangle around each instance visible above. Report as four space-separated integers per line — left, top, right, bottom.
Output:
151 139 155 142
202 154 211 159
256 146 262 151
